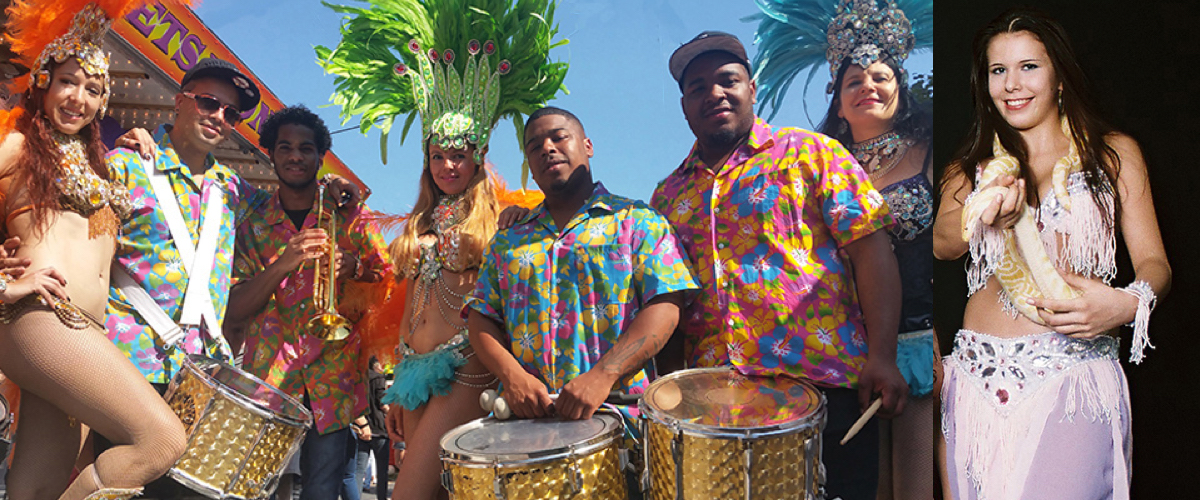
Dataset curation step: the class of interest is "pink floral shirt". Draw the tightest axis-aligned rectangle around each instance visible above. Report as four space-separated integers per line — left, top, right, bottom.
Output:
650 119 891 389
233 193 391 433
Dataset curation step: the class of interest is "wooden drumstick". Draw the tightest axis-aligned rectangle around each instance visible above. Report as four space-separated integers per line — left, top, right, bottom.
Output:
840 398 883 445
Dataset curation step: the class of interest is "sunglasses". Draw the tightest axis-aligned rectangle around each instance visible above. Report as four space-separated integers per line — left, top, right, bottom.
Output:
182 92 243 125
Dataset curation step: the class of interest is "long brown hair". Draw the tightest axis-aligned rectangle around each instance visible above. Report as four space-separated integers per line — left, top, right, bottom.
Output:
944 8 1120 228
389 146 499 278
8 60 109 233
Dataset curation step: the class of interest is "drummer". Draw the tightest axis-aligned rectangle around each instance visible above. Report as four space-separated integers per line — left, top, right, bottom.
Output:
467 107 698 429
227 105 390 500
649 32 908 500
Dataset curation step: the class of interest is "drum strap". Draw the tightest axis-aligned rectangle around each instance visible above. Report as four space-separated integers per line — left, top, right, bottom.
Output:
115 158 225 351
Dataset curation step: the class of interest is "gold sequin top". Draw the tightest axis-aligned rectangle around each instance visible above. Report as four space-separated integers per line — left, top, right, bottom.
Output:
53 132 133 220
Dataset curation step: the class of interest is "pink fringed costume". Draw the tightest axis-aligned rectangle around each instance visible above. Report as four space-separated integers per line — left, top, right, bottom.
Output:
944 171 1137 500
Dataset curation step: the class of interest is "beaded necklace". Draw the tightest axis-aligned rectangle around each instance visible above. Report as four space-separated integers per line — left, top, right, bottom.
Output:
849 130 915 182
408 194 469 338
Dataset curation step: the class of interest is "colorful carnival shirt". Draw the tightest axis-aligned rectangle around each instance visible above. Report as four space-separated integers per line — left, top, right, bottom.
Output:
467 183 698 426
233 193 391 433
105 125 271 384
650 118 892 389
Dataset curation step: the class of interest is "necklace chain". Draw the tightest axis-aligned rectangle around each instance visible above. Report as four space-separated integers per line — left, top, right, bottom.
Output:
849 130 914 181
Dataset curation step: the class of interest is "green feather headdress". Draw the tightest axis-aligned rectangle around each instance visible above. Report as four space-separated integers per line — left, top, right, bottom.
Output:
316 0 568 183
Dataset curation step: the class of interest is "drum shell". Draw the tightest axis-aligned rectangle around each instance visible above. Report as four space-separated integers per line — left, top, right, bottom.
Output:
165 355 312 500
440 412 629 500
640 368 826 500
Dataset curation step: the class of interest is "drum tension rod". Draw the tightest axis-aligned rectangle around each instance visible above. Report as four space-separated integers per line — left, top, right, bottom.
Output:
740 436 754 500
492 459 507 500
670 426 684 500
568 443 584 495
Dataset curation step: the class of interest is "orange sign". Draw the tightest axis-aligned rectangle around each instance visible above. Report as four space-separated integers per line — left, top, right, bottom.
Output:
112 2 366 190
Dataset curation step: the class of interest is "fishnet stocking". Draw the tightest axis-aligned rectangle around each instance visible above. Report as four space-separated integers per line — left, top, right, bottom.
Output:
0 309 186 500
877 395 935 500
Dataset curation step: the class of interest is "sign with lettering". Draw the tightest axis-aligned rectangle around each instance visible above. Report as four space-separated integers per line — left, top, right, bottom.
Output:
113 2 366 189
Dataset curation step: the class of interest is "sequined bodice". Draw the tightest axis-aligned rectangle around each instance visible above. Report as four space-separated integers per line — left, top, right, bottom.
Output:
879 171 934 241
879 171 933 332
54 133 133 219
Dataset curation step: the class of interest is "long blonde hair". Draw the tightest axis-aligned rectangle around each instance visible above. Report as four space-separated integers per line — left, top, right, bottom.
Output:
389 148 499 278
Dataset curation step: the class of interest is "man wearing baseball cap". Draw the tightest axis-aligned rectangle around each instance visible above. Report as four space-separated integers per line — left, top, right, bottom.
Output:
103 56 269 390
650 32 907 500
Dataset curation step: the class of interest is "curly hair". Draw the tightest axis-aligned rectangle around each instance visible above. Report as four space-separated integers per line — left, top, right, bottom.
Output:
6 60 109 235
258 105 332 156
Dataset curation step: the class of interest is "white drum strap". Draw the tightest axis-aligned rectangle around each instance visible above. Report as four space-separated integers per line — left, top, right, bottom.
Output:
137 158 227 353
112 265 185 346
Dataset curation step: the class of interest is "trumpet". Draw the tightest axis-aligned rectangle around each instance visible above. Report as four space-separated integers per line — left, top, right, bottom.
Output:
307 180 352 342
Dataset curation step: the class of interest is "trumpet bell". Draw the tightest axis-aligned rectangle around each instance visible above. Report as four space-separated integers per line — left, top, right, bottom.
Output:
308 312 352 342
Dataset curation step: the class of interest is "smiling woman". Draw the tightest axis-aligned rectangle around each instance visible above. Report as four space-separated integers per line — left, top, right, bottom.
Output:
933 8 1172 499
0 2 191 500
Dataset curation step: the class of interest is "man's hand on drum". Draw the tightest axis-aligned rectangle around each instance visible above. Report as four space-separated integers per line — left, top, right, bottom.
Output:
502 370 554 419
857 354 908 418
556 369 617 420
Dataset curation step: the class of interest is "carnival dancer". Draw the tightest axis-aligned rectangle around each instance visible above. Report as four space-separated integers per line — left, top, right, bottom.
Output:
0 2 190 499
650 31 907 500
751 1 935 498
316 1 566 498
933 9 1170 499
224 105 390 500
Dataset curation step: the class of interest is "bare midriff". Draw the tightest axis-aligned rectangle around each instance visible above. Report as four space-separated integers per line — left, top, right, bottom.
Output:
6 208 115 320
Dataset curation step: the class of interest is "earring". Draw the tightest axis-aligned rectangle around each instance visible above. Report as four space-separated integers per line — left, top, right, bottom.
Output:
837 118 849 138
1058 90 1064 113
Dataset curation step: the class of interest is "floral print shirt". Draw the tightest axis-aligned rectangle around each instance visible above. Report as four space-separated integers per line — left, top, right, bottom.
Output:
467 183 698 424
105 126 270 384
233 193 391 433
650 119 891 389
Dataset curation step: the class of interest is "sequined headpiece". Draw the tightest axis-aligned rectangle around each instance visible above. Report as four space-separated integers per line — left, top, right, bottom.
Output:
749 0 931 120
23 4 112 117
393 38 511 163
825 0 914 93
318 0 568 185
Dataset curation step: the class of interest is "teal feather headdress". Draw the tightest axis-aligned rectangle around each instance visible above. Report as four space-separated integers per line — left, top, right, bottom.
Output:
749 0 932 121
316 0 568 183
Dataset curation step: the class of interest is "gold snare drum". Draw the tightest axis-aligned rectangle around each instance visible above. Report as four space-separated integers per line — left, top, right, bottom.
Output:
164 355 312 500
440 410 629 500
640 367 826 500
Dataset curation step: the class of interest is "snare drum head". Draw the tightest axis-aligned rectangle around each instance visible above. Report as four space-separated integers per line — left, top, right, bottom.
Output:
441 412 623 463
642 367 822 431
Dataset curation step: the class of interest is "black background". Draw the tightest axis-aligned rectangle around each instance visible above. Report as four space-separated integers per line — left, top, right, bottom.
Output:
934 1 1200 497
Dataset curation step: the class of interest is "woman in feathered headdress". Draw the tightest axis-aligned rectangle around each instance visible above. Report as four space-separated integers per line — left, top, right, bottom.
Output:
317 0 566 498
752 0 933 498
0 1 192 499
932 8 1169 499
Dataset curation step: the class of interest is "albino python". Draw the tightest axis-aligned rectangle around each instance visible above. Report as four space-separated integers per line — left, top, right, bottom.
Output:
960 119 1081 323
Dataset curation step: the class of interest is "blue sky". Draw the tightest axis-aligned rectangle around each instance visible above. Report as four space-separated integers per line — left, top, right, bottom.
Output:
193 0 932 218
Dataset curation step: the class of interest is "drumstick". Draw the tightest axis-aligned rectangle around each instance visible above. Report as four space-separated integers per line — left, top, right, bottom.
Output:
840 398 883 445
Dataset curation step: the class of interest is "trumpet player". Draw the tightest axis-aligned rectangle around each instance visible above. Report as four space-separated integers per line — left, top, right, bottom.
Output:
226 105 390 500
